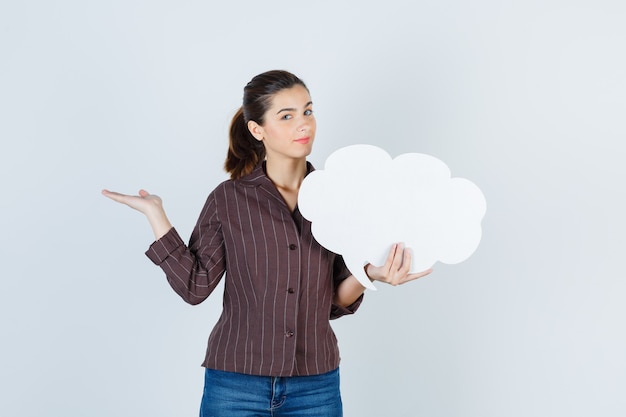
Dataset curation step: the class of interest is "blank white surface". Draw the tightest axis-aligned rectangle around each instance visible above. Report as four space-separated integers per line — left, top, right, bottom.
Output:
298 145 486 289
1 1 625 416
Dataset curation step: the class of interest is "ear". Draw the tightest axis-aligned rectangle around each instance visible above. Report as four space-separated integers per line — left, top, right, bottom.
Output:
247 120 264 141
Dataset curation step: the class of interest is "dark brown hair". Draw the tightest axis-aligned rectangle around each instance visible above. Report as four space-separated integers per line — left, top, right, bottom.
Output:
224 70 309 180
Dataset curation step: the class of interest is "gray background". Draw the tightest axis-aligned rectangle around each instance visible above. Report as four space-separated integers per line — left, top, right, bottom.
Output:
1 1 625 416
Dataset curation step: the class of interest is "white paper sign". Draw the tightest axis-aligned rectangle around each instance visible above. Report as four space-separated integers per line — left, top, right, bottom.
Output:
298 145 487 290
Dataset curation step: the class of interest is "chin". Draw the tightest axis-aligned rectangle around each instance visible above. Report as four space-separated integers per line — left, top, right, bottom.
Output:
301 146 314 158
292 144 314 157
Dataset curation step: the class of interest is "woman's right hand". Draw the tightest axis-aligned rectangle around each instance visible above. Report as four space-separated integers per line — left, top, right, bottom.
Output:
102 189 173 240
102 189 164 215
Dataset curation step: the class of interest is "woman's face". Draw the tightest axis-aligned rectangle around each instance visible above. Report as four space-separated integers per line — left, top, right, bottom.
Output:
248 84 316 162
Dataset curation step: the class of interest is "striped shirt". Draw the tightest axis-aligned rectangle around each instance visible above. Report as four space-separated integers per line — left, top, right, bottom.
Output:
145 162 363 377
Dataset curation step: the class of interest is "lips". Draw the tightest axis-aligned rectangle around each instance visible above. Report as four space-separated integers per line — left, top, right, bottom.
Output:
294 137 310 144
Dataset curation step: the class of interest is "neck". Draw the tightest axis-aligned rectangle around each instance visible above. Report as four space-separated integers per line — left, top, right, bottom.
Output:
265 157 307 191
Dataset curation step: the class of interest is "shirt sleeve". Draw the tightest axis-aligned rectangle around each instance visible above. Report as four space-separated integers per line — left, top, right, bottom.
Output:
145 191 226 305
329 254 364 320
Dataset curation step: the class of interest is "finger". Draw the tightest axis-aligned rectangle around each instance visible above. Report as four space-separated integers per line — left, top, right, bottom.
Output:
399 247 412 274
390 242 404 271
383 243 398 270
102 189 128 197
101 189 129 203
102 190 147 211
402 268 433 284
138 189 150 197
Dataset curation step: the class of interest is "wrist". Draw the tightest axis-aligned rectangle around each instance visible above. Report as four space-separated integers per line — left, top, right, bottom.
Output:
146 209 172 240
363 263 374 282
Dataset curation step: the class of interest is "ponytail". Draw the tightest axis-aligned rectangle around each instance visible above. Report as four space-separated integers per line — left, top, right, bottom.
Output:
224 107 266 180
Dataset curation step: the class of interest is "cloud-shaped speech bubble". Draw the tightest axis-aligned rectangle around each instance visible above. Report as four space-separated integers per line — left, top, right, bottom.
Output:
298 145 487 290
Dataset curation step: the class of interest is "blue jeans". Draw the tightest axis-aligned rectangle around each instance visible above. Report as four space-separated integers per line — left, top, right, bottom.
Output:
199 367 343 417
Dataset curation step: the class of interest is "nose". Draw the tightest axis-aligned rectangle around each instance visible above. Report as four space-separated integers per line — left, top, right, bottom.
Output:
297 111 315 134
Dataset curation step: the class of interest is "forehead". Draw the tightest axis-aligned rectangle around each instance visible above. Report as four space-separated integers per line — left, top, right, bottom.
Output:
268 85 311 109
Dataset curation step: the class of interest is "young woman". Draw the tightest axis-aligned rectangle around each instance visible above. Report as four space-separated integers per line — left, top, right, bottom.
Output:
102 70 431 417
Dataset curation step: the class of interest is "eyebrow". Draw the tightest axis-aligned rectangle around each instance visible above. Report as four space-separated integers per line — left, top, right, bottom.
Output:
276 101 313 114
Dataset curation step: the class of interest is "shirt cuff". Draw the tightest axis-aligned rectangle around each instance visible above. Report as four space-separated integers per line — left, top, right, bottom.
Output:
145 227 184 265
330 293 364 320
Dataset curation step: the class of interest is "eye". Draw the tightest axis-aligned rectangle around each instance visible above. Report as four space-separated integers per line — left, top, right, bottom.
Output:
281 114 293 120
304 109 313 116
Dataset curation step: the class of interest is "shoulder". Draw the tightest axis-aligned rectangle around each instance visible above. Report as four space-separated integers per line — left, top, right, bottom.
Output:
206 166 264 206
235 163 267 188
206 179 237 207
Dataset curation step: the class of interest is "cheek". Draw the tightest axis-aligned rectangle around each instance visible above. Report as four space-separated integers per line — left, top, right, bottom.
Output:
265 126 289 142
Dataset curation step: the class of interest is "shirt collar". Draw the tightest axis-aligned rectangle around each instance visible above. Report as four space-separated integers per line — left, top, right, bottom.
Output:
237 160 315 188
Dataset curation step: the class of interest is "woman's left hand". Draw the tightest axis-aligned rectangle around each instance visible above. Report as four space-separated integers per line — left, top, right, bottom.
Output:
365 243 433 286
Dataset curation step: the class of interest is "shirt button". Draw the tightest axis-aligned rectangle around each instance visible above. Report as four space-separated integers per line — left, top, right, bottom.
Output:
287 288 295 294
285 330 294 338
289 244 297 250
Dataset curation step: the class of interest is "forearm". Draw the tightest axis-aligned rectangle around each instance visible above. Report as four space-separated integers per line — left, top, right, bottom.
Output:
146 207 173 240
334 274 367 308
145 227 226 305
